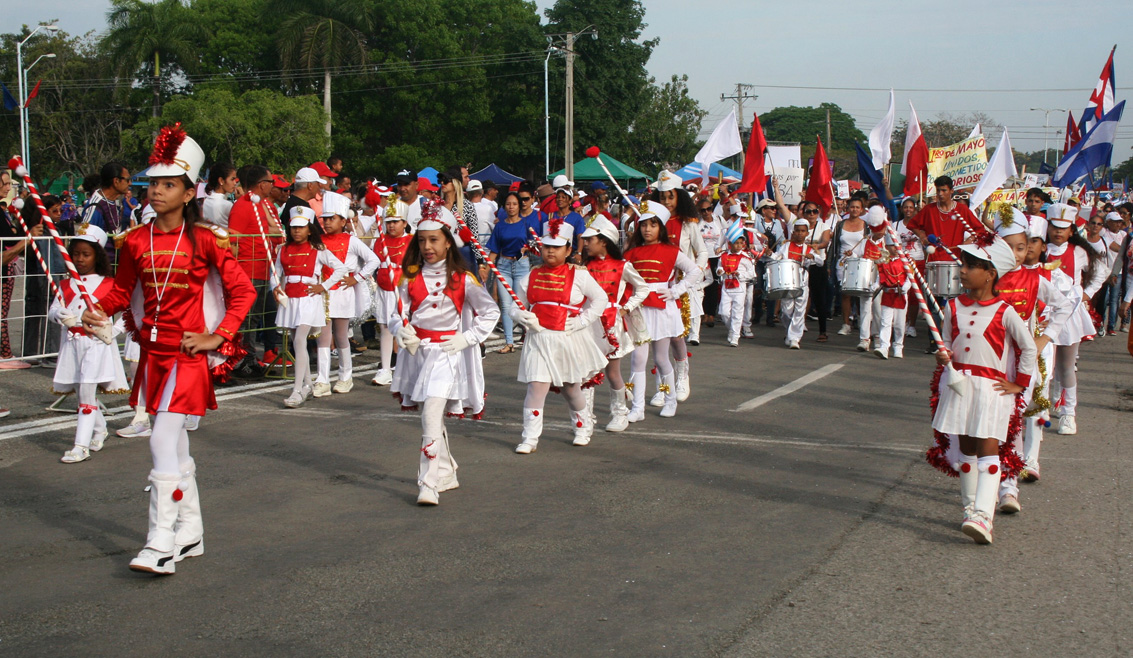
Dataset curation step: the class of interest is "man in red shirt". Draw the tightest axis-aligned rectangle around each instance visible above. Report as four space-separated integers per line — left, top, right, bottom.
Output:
227 165 283 365
907 175 980 263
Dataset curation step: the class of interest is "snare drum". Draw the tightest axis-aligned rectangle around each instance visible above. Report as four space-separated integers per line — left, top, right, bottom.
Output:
765 259 804 300
926 262 962 298
841 257 878 297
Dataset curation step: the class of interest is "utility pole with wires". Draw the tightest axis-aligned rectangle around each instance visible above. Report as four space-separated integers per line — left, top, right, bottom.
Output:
548 26 598 181
721 83 756 170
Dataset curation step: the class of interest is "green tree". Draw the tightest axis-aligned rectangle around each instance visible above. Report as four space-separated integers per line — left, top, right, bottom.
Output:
759 103 866 178
192 0 276 82
123 88 328 175
626 74 705 173
103 0 209 117
1111 155 1133 185
271 0 373 139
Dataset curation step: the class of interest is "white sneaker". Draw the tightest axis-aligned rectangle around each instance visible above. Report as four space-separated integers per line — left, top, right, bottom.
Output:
905 326 917 338
788 340 800 350
417 486 439 506
961 512 993 545
741 327 754 338
60 445 90 463
183 416 200 432
371 368 393 386
117 420 151 438
90 430 108 452
649 391 664 407
873 348 888 360
1058 415 1077 435
515 438 538 454
892 347 904 359
284 390 306 408
857 339 871 352
129 547 176 575
626 407 645 423
728 340 739 347
312 382 332 398
333 378 353 394
837 324 852 336
999 494 1021 514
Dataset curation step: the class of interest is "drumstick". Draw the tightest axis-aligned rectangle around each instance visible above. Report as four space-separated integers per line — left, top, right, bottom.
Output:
926 234 963 265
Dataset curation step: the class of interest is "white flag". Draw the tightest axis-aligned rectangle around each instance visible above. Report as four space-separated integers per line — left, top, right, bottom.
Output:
695 109 743 186
968 123 982 140
868 89 896 170
969 129 1017 210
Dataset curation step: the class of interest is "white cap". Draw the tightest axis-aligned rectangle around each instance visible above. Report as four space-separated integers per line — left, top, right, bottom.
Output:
1026 214 1048 240
551 174 574 192
579 216 619 244
289 205 317 227
146 125 205 182
415 200 464 248
73 223 108 247
1047 203 1076 228
320 191 352 219
541 217 575 246
656 169 681 192
791 217 810 229
865 205 888 228
755 198 777 210
993 205 1027 238
466 179 483 192
638 199 671 224
959 238 1018 280
140 204 156 224
294 167 327 185
1105 211 1123 223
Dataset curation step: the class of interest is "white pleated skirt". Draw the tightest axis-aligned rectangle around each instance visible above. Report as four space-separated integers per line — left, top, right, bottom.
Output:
276 295 326 329
518 328 608 386
641 303 684 341
392 342 472 404
372 287 399 326
1053 301 1096 345
932 373 1015 442
53 332 130 394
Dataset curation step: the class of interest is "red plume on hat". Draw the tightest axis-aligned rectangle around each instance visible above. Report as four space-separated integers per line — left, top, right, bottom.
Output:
364 181 383 210
548 217 563 239
149 123 187 167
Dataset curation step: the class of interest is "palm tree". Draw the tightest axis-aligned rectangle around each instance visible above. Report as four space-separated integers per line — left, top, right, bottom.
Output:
272 0 373 139
103 0 208 117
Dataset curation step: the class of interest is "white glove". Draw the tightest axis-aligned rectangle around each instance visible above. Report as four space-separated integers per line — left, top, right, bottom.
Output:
655 287 676 302
397 324 421 354
440 332 472 354
511 308 543 332
564 316 589 333
57 309 79 328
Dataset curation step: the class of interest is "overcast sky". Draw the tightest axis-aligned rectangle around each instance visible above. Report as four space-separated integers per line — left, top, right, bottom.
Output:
12 0 1133 163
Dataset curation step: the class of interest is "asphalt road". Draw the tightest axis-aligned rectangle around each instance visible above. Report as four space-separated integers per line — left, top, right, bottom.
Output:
1 322 1130 657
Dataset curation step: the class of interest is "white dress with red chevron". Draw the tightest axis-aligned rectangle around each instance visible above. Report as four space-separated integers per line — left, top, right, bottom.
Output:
1045 242 1100 345
48 275 129 394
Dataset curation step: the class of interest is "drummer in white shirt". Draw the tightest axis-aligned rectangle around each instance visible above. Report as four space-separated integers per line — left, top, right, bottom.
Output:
774 218 825 349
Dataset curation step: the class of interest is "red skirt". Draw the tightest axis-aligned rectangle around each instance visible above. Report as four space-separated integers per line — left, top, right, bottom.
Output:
131 348 217 416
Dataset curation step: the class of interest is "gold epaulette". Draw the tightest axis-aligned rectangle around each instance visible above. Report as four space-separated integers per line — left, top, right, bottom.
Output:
113 223 145 249
200 223 230 250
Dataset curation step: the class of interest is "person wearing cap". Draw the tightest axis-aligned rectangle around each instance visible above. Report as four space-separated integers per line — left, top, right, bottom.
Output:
228 165 286 367
269 175 291 215
585 181 612 225
274 205 348 409
773 217 825 350
308 162 338 217
82 126 257 575
312 191 381 396
390 170 422 231
750 196 788 333
580 216 649 432
872 238 911 359
510 217 609 453
928 233 1036 545
49 222 129 463
467 178 497 247
1045 202 1106 436
906 175 981 264
623 201 702 420
387 199 499 505
846 204 891 353
369 197 412 386
989 206 1073 510
716 227 757 347
544 174 587 261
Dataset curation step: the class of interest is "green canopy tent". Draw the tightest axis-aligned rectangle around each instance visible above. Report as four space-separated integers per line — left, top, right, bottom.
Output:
552 153 652 187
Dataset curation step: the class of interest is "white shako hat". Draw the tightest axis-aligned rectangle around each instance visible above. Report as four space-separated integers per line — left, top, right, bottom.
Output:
146 123 205 182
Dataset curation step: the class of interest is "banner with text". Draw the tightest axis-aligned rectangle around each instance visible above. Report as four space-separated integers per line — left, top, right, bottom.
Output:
983 187 1060 207
927 135 988 189
765 166 805 204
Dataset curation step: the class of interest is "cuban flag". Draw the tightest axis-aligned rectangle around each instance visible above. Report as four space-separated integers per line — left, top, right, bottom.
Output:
1078 46 1117 134
1054 100 1125 187
724 217 746 244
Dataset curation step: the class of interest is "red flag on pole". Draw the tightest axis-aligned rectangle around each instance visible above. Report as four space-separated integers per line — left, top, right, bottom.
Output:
23 80 41 108
736 112 768 194
804 136 833 214
901 101 930 197
1063 110 1081 155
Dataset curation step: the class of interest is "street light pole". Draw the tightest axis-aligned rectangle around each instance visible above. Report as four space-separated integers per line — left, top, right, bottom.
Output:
1030 107 1070 165
549 26 596 181
23 53 56 174
16 24 59 170
543 45 564 179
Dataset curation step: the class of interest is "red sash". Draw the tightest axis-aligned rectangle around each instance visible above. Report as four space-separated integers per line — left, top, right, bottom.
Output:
784 243 811 263
625 244 679 308
528 264 578 331
862 238 885 261
720 252 744 289
586 258 628 329
280 243 320 298
322 234 352 289
995 267 1040 321
878 261 908 309
666 218 683 248
407 270 466 317
377 234 412 291
1054 244 1077 282
62 276 114 307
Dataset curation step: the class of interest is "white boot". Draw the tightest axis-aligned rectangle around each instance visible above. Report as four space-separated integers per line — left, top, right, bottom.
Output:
649 372 664 407
571 409 594 446
1021 416 1044 482
313 347 332 397
627 372 646 423
659 373 678 418
958 454 978 520
129 471 182 574
674 359 690 402
583 386 597 426
515 408 542 454
173 459 204 562
962 457 999 544
606 388 629 432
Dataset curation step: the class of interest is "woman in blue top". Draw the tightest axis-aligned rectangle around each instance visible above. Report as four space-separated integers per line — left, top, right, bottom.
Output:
487 191 538 353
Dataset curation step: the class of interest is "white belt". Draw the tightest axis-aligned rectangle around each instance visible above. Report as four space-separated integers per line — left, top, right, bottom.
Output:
285 275 317 284
531 301 582 313
648 282 670 293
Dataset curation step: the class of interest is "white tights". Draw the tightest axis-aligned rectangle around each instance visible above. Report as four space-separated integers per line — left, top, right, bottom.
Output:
524 381 587 413
635 337 673 377
292 324 314 393
73 383 106 448
605 357 625 390
379 323 395 371
317 318 352 382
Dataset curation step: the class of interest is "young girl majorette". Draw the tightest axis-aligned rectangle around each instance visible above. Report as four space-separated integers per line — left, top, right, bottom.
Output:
1044 203 1106 435
854 206 889 352
775 218 825 350
580 216 648 432
83 126 256 574
316 191 380 395
273 206 348 408
511 219 608 453
623 203 702 419
717 225 756 347
370 205 412 387
927 235 1036 544
52 224 130 463
874 240 911 359
990 208 1072 514
389 201 498 504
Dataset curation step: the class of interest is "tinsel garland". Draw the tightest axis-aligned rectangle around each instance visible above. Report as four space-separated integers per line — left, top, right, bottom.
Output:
209 339 247 384
679 293 691 338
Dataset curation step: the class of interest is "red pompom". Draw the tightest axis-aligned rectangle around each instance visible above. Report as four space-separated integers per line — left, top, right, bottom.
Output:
7 157 20 171
458 226 473 243
988 464 998 475
532 410 539 417
687 352 692 358
548 217 563 239
586 146 601 158
650 367 657 374
149 123 187 167
172 489 184 502
576 421 583 428
960 462 971 473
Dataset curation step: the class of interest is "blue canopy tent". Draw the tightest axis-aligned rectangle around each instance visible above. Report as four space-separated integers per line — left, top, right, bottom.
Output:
470 163 524 185
673 162 742 183
417 167 439 185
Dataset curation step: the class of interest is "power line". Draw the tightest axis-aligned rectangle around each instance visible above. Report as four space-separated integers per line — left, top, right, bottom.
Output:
750 83 1097 93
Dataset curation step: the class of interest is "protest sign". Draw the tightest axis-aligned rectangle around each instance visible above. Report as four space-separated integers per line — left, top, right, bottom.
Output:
983 187 1060 207
764 166 805 204
835 180 850 199
927 135 988 189
767 145 802 169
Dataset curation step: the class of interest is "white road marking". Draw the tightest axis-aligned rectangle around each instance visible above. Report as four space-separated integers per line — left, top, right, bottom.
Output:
732 362 846 412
